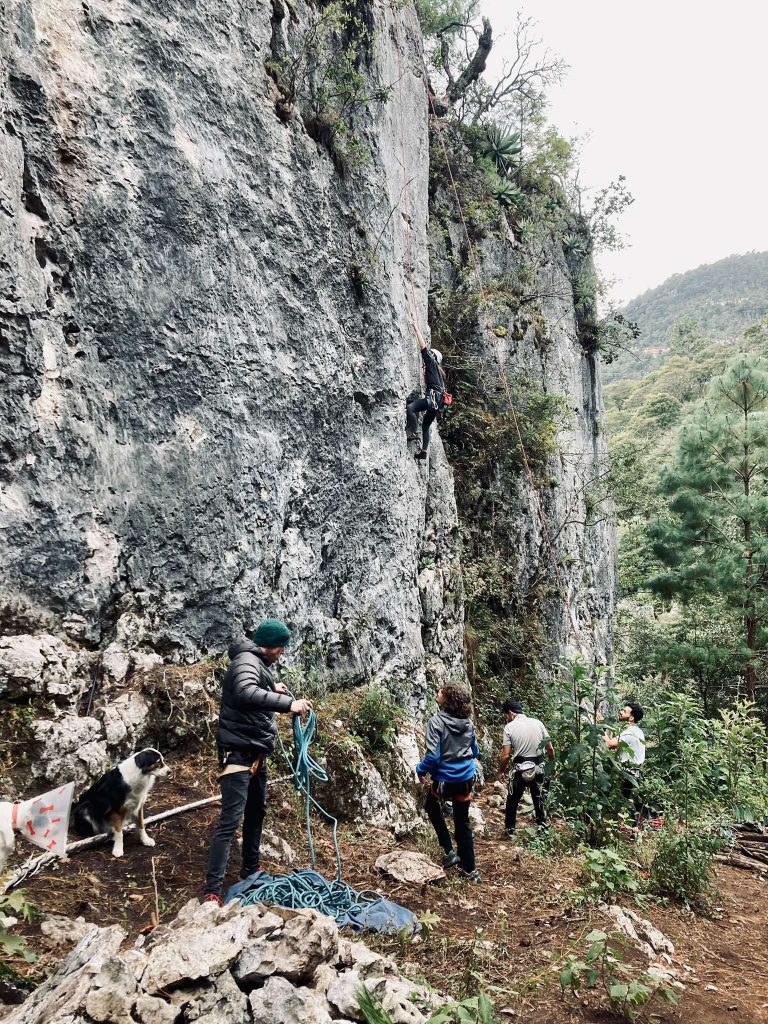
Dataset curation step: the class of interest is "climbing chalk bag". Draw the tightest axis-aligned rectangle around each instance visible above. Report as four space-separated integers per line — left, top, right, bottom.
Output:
515 760 540 783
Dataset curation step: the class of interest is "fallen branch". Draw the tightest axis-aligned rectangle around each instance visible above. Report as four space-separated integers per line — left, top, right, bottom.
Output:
716 853 768 875
1 774 294 894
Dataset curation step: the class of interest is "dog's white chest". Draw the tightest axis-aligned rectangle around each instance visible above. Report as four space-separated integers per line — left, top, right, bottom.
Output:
122 775 155 818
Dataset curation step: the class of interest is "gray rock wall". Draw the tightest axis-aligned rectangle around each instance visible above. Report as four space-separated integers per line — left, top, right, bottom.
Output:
0 0 461 704
0 0 614 793
430 207 616 672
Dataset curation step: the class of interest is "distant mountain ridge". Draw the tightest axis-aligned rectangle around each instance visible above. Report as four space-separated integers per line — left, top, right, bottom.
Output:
603 251 768 384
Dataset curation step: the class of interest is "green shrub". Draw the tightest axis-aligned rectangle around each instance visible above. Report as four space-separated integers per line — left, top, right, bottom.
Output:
350 687 402 754
647 827 721 909
577 848 639 903
560 929 678 1022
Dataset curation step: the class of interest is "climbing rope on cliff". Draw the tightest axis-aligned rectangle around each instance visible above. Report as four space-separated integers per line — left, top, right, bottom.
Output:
390 0 590 659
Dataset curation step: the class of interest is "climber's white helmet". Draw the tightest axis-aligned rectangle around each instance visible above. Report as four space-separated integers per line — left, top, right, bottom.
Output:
431 348 443 364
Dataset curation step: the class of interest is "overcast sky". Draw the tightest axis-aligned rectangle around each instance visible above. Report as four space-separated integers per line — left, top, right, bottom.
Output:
482 0 768 304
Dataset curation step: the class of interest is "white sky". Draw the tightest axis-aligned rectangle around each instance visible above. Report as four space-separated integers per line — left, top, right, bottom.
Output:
482 0 768 304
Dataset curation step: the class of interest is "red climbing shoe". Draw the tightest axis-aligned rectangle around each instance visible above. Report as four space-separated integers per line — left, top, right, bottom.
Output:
202 893 223 907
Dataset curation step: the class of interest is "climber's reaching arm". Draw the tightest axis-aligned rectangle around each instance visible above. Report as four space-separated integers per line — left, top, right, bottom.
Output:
410 312 427 351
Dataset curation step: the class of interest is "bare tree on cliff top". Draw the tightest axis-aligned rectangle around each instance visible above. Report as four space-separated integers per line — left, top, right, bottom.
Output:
418 1 567 126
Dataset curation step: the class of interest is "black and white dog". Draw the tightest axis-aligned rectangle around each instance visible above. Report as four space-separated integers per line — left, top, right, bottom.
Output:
73 749 170 858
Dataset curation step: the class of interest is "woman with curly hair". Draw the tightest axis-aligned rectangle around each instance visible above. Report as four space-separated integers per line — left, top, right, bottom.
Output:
416 683 480 882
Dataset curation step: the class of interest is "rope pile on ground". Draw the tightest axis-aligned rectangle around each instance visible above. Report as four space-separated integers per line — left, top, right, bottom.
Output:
229 701 417 934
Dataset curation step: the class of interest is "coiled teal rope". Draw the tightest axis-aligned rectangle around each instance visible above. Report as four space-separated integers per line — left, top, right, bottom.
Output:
282 705 343 880
237 701 383 921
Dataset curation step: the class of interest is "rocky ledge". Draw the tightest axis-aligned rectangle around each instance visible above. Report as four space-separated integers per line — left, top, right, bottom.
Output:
5 897 443 1024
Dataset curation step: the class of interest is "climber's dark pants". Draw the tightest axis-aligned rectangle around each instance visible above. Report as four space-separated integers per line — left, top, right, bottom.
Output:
406 398 437 449
204 763 267 896
424 780 475 872
505 771 547 831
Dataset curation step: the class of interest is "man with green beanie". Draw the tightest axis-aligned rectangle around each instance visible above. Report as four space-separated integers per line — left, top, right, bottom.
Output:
203 619 311 903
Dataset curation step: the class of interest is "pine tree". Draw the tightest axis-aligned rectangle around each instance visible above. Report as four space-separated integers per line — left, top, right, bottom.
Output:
649 355 768 703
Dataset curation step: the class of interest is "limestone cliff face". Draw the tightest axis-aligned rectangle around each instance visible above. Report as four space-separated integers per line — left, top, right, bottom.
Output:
429 136 615 681
0 0 461 690
0 0 612 788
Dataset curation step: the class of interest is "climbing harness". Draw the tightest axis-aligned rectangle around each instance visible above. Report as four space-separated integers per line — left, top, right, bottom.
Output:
390 1 591 661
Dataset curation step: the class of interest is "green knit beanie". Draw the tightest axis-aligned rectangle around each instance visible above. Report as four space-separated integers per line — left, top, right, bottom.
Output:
252 618 291 648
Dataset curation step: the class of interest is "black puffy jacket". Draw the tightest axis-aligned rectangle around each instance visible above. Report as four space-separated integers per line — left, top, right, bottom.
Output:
217 641 293 757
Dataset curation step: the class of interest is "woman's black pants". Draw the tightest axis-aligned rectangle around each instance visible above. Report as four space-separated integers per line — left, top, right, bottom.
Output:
407 398 437 449
424 780 475 872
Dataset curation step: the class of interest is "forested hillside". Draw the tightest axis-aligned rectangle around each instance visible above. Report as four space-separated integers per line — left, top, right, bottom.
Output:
606 289 768 710
603 251 768 383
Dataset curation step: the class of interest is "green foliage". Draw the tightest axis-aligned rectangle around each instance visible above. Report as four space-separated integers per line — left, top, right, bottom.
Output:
604 251 768 385
481 126 521 177
357 986 395 1024
428 993 498 1024
646 827 721 909
594 311 641 365
648 354 768 701
0 891 38 964
488 176 523 210
350 687 402 754
640 689 768 826
560 930 678 1022
576 848 639 903
267 0 391 170
414 0 472 38
548 660 626 845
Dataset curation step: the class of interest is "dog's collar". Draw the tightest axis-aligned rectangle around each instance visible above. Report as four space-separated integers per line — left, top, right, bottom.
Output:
11 802 21 832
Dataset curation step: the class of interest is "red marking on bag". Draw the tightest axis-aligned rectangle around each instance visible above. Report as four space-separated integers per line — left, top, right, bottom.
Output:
26 821 36 835
39 804 54 813
47 840 57 849
43 829 51 838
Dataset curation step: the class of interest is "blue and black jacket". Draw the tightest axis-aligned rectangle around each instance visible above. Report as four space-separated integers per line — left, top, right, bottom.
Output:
416 709 479 783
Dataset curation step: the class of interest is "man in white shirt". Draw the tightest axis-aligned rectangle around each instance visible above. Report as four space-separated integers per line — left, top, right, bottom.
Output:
497 700 554 835
604 702 646 824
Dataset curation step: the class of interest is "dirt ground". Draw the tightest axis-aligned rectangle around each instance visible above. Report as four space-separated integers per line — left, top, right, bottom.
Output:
2 753 768 1024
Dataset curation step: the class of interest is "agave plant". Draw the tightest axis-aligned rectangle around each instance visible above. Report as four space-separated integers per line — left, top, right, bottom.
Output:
490 175 524 210
483 124 522 177
562 233 588 258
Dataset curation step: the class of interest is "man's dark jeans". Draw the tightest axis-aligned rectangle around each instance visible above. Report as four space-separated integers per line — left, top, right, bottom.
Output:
505 770 547 832
621 768 646 825
204 763 267 896
424 780 475 872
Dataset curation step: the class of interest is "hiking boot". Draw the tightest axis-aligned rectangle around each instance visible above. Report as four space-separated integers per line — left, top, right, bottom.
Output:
202 893 223 907
406 431 419 441
458 868 481 883
442 851 460 869
414 449 427 460
502 828 515 839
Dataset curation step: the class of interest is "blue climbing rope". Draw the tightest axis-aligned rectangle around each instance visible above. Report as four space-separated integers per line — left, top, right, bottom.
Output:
280 704 343 879
236 698 385 922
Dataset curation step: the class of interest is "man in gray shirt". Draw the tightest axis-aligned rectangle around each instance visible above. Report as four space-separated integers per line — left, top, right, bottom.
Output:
497 700 554 835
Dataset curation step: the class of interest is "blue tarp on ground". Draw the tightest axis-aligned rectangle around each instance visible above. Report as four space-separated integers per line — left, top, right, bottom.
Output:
224 868 417 935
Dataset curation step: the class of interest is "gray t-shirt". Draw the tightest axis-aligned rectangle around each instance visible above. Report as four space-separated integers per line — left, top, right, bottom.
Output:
618 724 645 767
502 714 550 759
